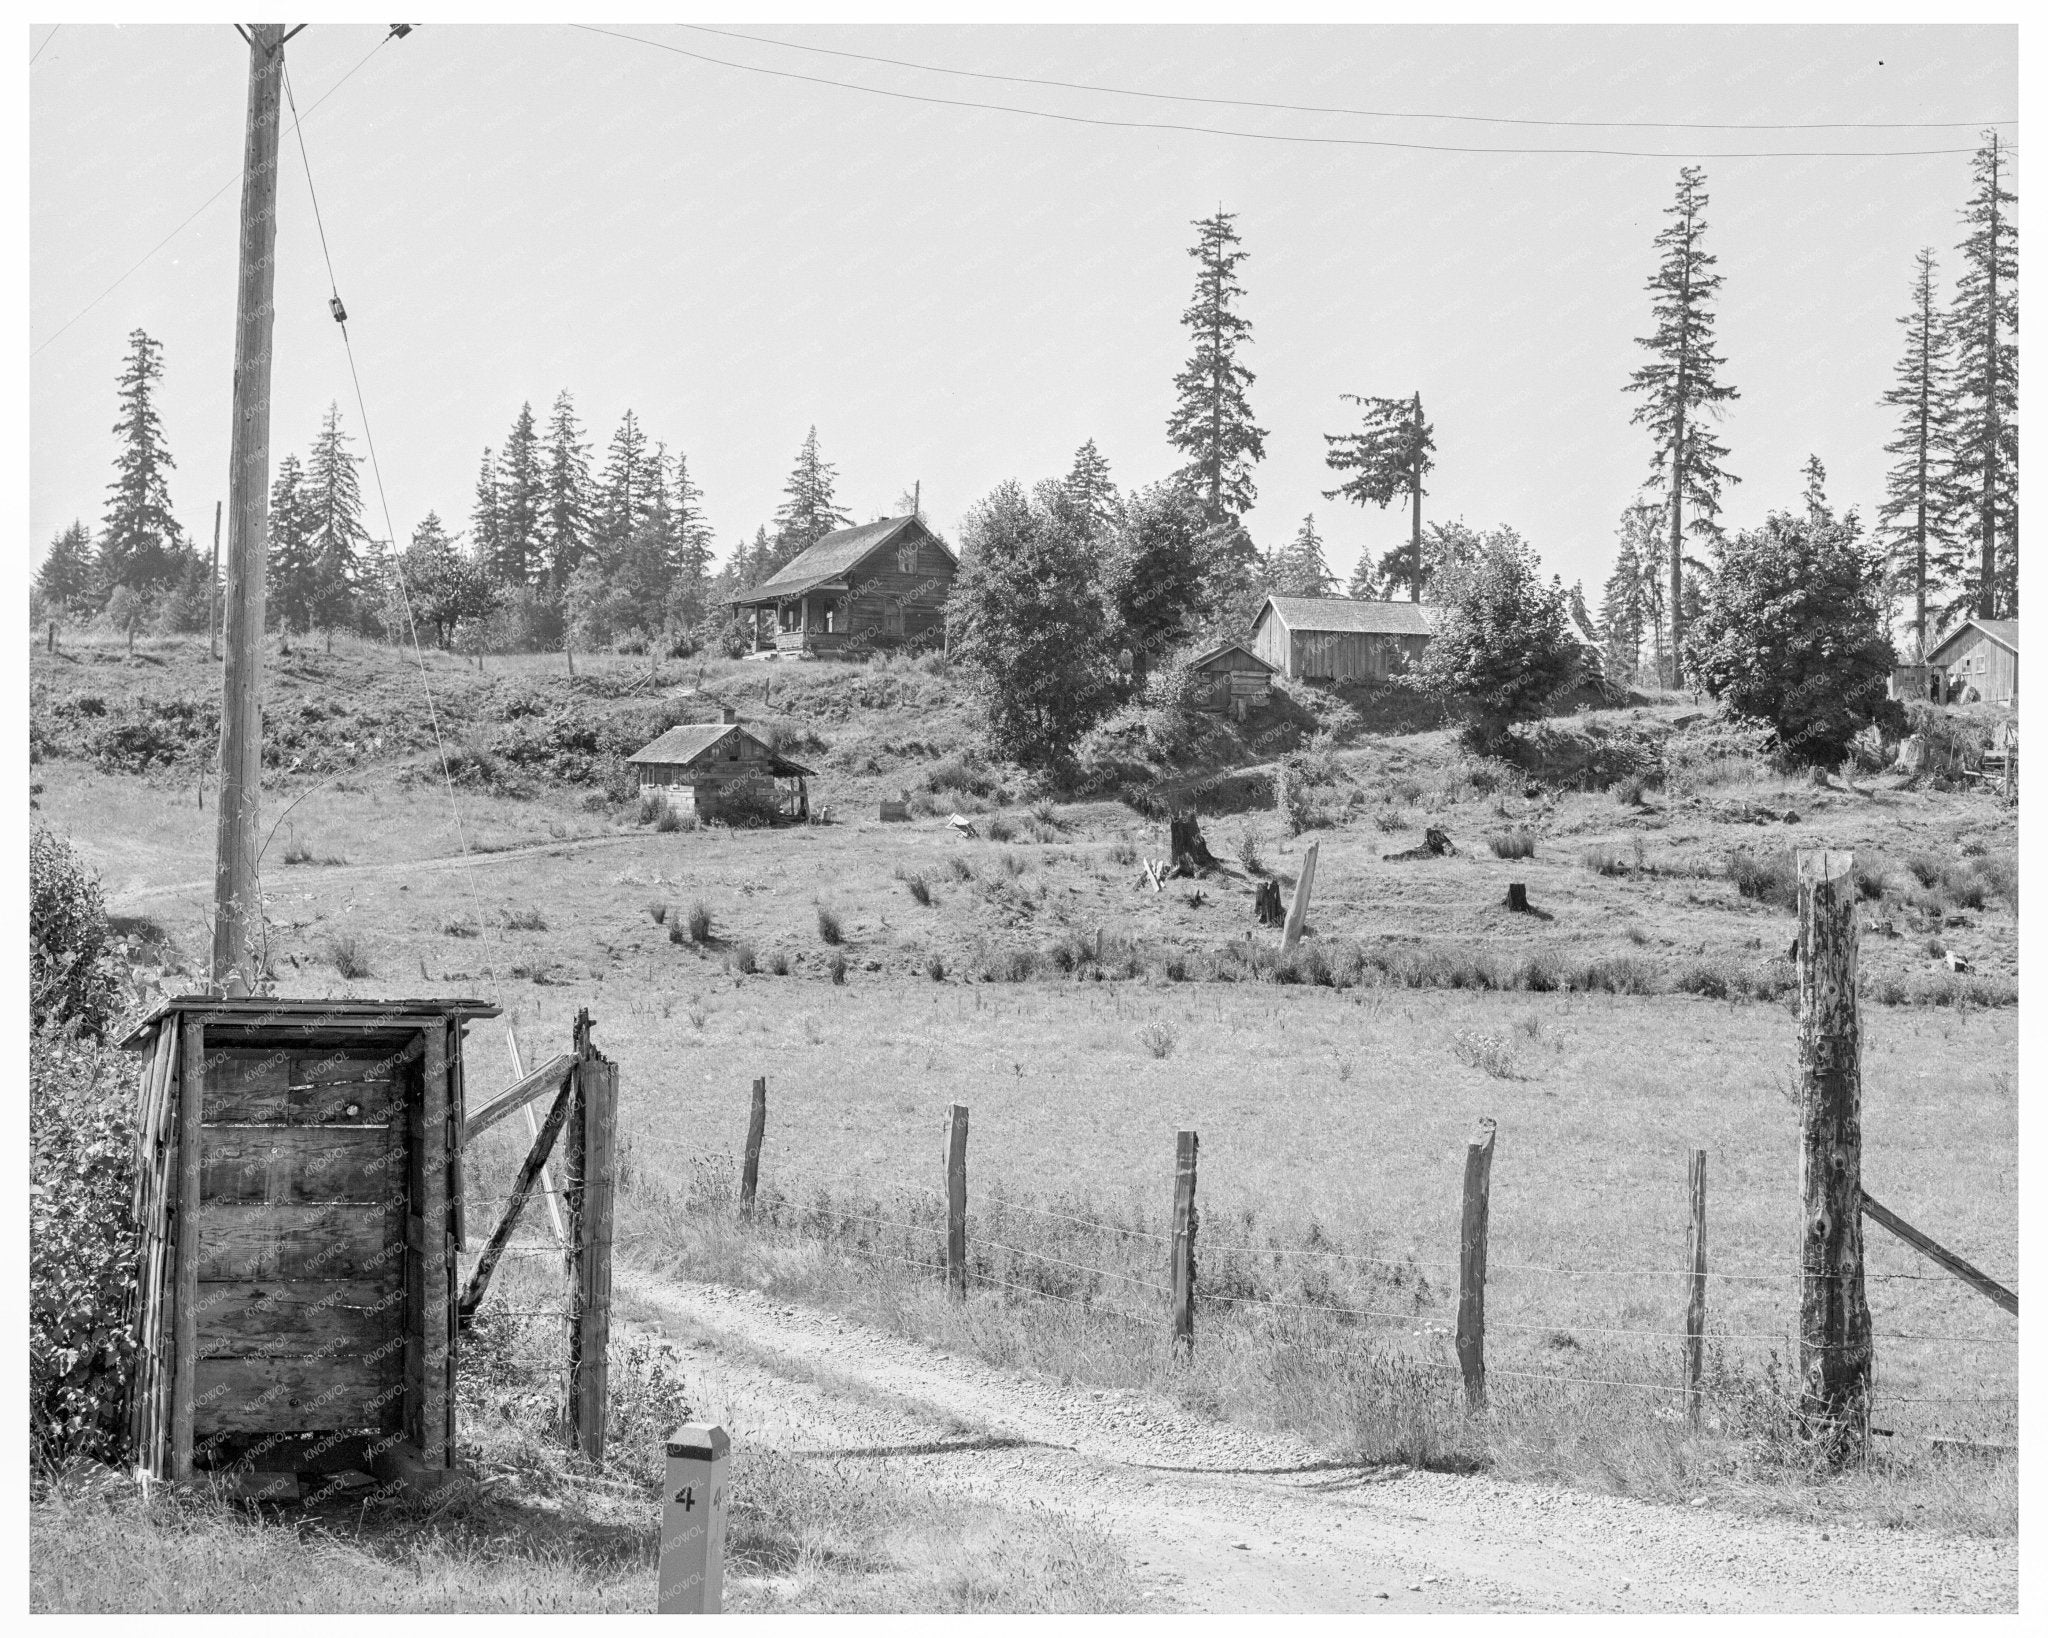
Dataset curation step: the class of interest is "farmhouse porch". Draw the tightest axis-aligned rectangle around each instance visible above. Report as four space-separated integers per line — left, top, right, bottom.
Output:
728 515 958 656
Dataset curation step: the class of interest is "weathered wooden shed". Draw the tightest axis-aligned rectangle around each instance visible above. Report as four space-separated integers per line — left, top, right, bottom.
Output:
1928 617 2018 707
1249 596 1441 683
729 515 958 655
625 717 815 823
122 995 500 1489
1184 641 1278 713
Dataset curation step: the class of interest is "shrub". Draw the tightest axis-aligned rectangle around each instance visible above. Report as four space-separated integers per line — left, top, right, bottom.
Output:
687 902 712 944
668 919 686 945
730 941 758 975
324 931 371 978
816 905 844 945
30 828 122 1038
503 905 548 931
1614 774 1647 807
647 900 668 925
905 873 934 907
1452 1029 1522 1079
925 952 947 981
1236 825 1265 874
1515 950 1560 993
1674 959 1733 1000
1727 849 1798 911
945 855 976 882
769 950 792 976
986 814 1017 843
1135 1021 1178 1059
1028 797 1062 829
655 803 686 834
828 951 847 985
1487 828 1535 860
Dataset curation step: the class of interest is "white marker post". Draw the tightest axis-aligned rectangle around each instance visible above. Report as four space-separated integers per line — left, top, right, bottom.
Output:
660 1424 730 1613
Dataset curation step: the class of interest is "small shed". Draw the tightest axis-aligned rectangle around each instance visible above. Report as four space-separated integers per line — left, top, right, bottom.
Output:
728 515 958 656
1185 641 1278 713
121 994 500 1488
626 716 815 823
1250 596 1441 683
1928 618 2018 707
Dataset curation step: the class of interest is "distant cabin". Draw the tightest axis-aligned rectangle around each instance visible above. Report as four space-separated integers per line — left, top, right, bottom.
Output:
625 715 815 823
1185 640 1278 714
1927 617 2018 708
1250 596 1441 683
728 515 958 656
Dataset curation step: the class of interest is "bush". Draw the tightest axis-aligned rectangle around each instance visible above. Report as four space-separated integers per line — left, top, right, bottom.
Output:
1727 849 1799 911
30 828 122 1038
503 905 548 931
925 952 947 981
816 905 843 945
730 941 758 976
647 900 668 925
324 931 371 978
30 1029 137 1466
769 949 792 976
905 873 933 907
1135 1021 1178 1059
1487 828 1535 860
687 902 712 944
828 950 847 985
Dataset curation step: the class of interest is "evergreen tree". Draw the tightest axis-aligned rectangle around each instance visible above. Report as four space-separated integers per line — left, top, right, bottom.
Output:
37 522 98 612
1624 166 1740 683
1345 551 1379 602
1064 438 1121 539
301 403 370 640
1265 514 1337 598
469 446 502 575
770 427 851 574
1945 130 2018 619
1876 248 1956 658
265 451 318 635
591 409 653 576
97 328 187 592
1596 499 1667 688
1167 211 1266 530
494 403 544 587
1324 392 1435 601
667 449 716 632
539 390 592 595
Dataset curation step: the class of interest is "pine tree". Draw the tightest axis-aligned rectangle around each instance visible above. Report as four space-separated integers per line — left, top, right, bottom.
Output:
1345 551 1379 602
1946 130 2018 619
667 449 715 630
770 427 851 574
1597 501 1666 688
1064 438 1120 539
539 390 592 595
301 403 370 640
1877 248 1956 658
591 409 652 577
1167 211 1266 531
469 446 502 575
494 403 544 587
37 521 98 612
1625 166 1740 683
1325 392 1436 602
1266 514 1336 599
266 452 318 635
1802 455 1832 524
98 328 186 593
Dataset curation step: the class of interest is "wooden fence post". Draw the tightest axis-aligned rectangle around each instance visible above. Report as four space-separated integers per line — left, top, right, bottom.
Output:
740 1077 767 1211
1455 1118 1496 1412
564 1010 617 1461
1170 1130 1199 1356
1684 1147 1708 1423
1281 840 1319 952
945 1104 969 1299
1796 849 1872 1457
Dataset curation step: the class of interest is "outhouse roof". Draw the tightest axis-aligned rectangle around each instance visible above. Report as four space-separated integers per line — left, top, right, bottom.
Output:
625 721 815 777
120 993 501 1049
1187 640 1278 675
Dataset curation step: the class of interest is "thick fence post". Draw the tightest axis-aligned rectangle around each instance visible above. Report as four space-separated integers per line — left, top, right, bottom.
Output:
945 1103 968 1300
659 1423 730 1613
740 1076 767 1211
1456 1118 1496 1411
1684 1147 1708 1423
564 1009 616 1461
1796 849 1872 1457
1170 1130 1199 1356
1282 840 1319 952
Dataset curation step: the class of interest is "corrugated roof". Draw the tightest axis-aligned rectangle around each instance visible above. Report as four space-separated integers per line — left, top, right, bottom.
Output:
1257 597 1442 636
730 516 954 605
1929 616 2020 661
625 721 814 776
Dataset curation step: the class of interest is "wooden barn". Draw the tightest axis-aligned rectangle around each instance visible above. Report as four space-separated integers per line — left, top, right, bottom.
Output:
1928 617 2019 708
729 515 958 655
626 714 814 822
1250 596 1441 683
122 995 501 1489
1184 640 1278 714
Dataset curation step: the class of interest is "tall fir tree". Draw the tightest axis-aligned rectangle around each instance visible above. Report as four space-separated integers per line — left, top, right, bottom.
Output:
494 403 544 588
1345 551 1380 602
1325 391 1436 602
539 390 592 595
667 448 715 629
469 446 502 576
300 403 370 639
1945 130 2018 620
1167 211 1266 527
98 327 187 593
1624 166 1740 684
1597 500 1668 689
769 427 851 575
1265 514 1337 598
1064 438 1120 540
1875 249 1957 658
591 409 653 576
37 521 98 611
266 451 318 635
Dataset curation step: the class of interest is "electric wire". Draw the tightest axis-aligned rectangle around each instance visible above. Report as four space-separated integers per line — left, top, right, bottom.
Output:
30 24 59 66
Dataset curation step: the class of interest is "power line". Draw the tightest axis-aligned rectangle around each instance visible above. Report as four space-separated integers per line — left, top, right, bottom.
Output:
29 32 391 360
30 24 59 66
573 25 1994 159
678 22 2017 135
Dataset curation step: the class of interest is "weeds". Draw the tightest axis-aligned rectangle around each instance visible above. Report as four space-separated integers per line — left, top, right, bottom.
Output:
323 931 370 979
646 900 667 925
687 902 712 944
925 952 946 981
729 941 758 976
828 951 847 985
503 905 548 932
1487 828 1536 860
1452 1029 1521 1079
442 920 478 939
905 874 934 907
816 904 844 945
1235 825 1265 875
769 950 792 976
1135 1021 1178 1059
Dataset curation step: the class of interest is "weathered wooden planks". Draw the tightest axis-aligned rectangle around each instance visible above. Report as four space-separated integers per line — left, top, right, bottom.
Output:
204 1061 402 1126
194 1202 403 1281
195 1280 403 1357
200 1126 400 1204
463 1052 575 1143
193 1355 405 1434
170 1021 206 1480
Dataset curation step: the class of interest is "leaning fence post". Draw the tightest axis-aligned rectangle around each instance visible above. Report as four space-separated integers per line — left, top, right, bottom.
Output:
1684 1147 1708 1423
740 1076 767 1211
1170 1130 1199 1356
1796 849 1872 1457
1281 840 1319 952
945 1103 969 1299
1456 1118 1497 1412
659 1423 730 1613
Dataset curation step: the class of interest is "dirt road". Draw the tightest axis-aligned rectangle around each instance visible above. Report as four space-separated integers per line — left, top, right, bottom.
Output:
619 1272 2014 1614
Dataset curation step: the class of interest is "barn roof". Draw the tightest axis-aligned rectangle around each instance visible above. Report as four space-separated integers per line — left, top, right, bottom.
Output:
1255 596 1442 636
728 515 957 606
1187 640 1278 674
1929 616 2019 662
624 721 814 777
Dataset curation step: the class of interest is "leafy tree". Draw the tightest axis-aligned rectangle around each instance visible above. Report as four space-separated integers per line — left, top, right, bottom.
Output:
265 452 317 636
1324 391 1435 601
1344 550 1379 602
395 511 495 648
104 585 147 658
469 446 502 575
1102 481 1208 685
539 390 592 595
1264 513 1337 598
1624 166 1740 683
950 479 1115 769
494 403 544 587
37 522 98 613
1064 438 1120 540
770 426 851 575
1683 508 1899 766
301 403 370 644
1945 130 2018 619
1378 517 1486 604
97 328 187 593
1876 248 1957 658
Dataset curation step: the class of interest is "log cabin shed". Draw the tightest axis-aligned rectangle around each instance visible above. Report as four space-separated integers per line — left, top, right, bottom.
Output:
1250 596 1442 683
626 715 815 822
1185 640 1278 713
728 515 958 656
1928 617 2018 708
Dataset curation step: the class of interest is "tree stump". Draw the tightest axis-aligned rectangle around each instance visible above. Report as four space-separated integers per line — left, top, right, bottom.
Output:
1169 811 1219 874
1506 882 1529 913
1253 879 1283 926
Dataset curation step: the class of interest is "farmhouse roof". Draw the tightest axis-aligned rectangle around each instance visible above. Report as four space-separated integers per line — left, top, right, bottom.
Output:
728 515 956 606
1929 616 2018 661
1187 640 1278 674
1256 596 1442 636
624 721 814 777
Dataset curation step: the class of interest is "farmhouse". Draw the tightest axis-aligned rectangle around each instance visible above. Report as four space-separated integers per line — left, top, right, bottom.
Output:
1250 596 1441 683
1184 640 1278 714
728 514 958 656
626 711 814 822
1928 617 2018 708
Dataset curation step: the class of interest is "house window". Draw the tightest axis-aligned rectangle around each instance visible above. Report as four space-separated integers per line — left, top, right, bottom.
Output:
897 540 919 574
884 601 904 637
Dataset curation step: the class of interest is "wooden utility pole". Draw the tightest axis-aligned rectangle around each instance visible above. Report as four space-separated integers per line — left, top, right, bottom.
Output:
210 24 285 995
1978 130 2002 620
1795 850 1872 1457
1409 391 1424 602
208 499 222 662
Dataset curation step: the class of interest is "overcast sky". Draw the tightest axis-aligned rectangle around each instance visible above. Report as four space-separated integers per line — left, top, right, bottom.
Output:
29 22 2016 598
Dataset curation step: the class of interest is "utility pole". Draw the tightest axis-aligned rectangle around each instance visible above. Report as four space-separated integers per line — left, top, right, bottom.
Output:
211 23 285 995
209 499 222 662
1409 392 1424 603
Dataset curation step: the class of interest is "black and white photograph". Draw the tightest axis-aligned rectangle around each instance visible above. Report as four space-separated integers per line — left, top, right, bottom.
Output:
25 15 2021 1615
